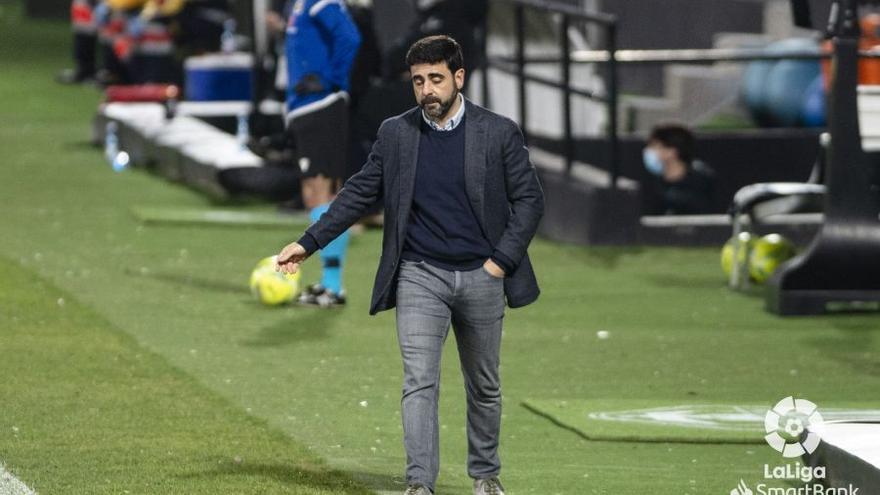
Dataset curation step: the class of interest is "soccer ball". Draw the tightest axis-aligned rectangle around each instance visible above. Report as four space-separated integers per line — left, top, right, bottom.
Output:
249 256 302 306
721 232 755 278
248 256 277 291
749 234 797 283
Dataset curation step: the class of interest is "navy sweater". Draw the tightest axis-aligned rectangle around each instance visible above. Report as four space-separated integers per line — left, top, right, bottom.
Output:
401 117 498 272
299 114 515 273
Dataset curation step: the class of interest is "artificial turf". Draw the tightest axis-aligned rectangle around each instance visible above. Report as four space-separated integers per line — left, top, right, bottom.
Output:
2 3 880 494
0 257 373 495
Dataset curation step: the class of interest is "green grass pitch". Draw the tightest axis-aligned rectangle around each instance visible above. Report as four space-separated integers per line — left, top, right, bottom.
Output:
2 2 880 493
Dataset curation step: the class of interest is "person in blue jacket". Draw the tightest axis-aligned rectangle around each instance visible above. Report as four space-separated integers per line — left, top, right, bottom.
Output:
285 0 361 306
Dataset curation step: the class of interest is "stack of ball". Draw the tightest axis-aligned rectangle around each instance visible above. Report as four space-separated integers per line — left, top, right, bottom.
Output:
249 256 302 306
721 233 797 284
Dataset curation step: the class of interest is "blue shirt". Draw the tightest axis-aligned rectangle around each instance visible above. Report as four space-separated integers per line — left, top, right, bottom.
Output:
285 0 361 114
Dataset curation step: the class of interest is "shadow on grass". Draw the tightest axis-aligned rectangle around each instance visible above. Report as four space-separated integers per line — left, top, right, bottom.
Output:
175 461 403 493
241 308 342 347
562 245 645 269
135 269 244 294
639 273 728 290
63 139 99 152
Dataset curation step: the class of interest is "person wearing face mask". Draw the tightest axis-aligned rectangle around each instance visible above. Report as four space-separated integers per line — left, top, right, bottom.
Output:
643 123 715 215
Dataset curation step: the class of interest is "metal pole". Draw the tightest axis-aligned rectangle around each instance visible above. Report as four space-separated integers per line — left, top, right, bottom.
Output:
841 0 859 37
501 0 615 26
250 0 268 136
515 5 528 143
606 21 619 189
480 25 490 108
561 14 572 174
568 47 829 64
252 0 269 57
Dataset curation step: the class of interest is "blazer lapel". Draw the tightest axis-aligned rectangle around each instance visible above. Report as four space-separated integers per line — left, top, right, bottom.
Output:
396 110 421 250
464 100 488 232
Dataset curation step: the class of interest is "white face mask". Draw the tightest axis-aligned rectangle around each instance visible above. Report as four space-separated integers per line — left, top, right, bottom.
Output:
643 148 664 176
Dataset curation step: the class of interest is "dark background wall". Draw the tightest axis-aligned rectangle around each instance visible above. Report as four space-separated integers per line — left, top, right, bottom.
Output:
594 0 836 95
596 0 763 96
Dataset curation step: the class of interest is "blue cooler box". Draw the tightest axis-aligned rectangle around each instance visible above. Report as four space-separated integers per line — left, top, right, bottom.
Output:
184 52 253 101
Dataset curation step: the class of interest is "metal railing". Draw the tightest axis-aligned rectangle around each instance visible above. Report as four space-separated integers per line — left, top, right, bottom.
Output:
484 0 620 188
483 1 880 190
497 47 880 65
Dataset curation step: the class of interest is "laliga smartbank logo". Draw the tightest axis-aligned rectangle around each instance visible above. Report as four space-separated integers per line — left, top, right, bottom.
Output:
728 397 860 495
763 396 824 458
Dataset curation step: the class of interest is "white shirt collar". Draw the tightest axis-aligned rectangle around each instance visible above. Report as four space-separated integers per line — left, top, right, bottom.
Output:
422 93 465 131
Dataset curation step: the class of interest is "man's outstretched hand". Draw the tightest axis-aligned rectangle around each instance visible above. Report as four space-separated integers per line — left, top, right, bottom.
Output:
276 242 309 274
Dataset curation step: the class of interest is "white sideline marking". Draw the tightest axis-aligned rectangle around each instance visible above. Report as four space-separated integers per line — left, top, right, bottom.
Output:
0 464 36 495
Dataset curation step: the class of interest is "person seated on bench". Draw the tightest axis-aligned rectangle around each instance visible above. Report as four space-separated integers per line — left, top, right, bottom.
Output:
642 123 715 215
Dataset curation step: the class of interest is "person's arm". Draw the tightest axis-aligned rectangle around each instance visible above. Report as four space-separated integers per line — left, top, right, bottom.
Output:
277 118 389 273
311 0 361 92
490 121 545 273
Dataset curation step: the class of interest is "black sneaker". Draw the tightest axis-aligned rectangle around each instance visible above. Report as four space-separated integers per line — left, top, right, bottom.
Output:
56 68 95 85
298 284 346 307
300 284 326 297
94 69 121 87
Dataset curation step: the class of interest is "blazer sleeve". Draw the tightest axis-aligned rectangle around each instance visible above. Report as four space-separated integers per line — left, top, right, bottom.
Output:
297 119 390 252
491 120 545 270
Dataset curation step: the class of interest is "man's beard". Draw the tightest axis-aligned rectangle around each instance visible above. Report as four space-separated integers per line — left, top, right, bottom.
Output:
421 88 459 121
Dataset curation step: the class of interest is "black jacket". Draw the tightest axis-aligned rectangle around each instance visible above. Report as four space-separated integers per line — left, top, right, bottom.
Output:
299 99 545 314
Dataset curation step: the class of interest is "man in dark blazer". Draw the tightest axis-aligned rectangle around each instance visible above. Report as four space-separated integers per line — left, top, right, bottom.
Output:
276 35 543 495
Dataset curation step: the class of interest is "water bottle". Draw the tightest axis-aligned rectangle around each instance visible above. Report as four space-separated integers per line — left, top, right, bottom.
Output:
221 19 236 54
104 121 130 172
112 151 130 173
164 87 179 120
105 121 119 164
236 113 249 150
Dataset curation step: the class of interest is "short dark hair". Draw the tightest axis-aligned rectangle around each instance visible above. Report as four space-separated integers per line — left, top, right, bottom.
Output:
649 124 695 164
405 35 464 74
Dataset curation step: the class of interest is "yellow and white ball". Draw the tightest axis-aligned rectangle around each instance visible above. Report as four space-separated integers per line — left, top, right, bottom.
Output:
721 232 755 278
249 256 302 306
749 233 797 283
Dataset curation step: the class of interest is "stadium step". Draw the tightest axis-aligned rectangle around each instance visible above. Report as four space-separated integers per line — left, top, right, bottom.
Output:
621 0 805 133
93 102 297 201
621 60 748 132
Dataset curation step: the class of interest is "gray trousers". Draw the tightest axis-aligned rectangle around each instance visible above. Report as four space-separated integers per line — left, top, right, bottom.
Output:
395 259 506 492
